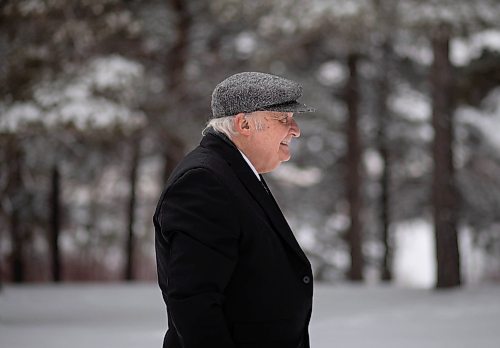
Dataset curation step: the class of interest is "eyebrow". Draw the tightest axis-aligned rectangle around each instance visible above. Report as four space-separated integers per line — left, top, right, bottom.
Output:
276 113 292 119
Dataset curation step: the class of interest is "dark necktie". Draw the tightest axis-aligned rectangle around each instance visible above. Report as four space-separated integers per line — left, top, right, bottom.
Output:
259 174 271 195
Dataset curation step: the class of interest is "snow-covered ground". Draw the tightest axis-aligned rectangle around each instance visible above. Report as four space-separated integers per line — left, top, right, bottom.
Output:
1 283 499 348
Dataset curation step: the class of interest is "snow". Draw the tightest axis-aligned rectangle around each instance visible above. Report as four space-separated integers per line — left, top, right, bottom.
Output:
0 55 145 132
310 284 500 348
14 0 47 16
363 149 384 178
452 30 500 66
393 38 433 66
271 163 323 187
235 32 257 57
258 0 372 36
87 56 144 91
388 87 431 122
1 283 499 348
393 219 498 288
316 61 347 87
393 219 436 288
0 102 42 132
0 284 164 348
399 2 458 25
457 87 500 152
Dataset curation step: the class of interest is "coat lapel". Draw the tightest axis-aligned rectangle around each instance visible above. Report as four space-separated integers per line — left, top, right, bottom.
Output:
259 174 310 263
201 132 309 265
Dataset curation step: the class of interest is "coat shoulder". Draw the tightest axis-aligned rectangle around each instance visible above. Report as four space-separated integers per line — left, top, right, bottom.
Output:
167 144 230 188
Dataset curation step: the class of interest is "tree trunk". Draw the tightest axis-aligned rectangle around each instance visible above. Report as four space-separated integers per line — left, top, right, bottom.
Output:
0 222 3 289
373 0 395 283
162 135 185 184
345 53 364 281
10 209 24 282
50 163 62 282
431 25 461 289
378 71 392 281
167 0 190 94
6 138 25 283
377 42 393 281
160 0 190 184
124 137 140 281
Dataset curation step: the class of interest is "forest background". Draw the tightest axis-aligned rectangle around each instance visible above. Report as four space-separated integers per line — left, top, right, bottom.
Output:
1 0 500 290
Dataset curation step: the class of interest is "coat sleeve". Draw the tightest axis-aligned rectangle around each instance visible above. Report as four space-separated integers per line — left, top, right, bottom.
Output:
154 167 239 348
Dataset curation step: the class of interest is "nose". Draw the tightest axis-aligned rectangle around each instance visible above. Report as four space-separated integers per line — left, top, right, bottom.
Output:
290 118 301 138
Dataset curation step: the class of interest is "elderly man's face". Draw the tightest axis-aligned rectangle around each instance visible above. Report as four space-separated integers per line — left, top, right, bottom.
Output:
249 111 301 173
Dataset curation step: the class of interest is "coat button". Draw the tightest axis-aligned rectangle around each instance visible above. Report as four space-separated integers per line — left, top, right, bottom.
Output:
302 276 311 284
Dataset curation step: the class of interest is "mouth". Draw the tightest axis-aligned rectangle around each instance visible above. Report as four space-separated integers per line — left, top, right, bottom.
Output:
280 139 291 146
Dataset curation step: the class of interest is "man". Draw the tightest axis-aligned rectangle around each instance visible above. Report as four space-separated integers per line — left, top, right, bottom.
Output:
153 72 315 348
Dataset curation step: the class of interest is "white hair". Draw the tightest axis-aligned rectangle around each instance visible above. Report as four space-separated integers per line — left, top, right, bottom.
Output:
202 115 237 137
202 113 265 137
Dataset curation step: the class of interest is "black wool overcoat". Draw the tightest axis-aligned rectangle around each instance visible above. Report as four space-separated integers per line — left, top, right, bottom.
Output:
153 131 313 348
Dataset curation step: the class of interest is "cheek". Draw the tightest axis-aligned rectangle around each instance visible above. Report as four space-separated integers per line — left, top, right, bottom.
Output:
277 130 289 145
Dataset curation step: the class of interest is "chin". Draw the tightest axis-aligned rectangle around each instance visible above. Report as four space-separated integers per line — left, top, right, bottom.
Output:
278 150 291 162
262 162 281 173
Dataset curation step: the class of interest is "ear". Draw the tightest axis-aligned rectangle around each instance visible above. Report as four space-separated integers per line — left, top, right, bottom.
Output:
234 113 252 136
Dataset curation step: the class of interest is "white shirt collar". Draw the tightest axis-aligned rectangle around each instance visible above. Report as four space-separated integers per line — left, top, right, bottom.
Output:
238 150 260 180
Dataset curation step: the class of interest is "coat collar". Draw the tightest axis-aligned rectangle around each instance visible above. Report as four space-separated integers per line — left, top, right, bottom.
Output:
200 130 309 264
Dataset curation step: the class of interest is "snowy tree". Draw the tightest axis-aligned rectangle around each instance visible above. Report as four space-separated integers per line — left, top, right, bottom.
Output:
0 0 147 282
0 55 146 281
2 0 500 286
397 0 500 288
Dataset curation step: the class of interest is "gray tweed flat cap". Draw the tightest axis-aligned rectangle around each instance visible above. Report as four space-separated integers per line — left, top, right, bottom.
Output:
211 72 315 118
